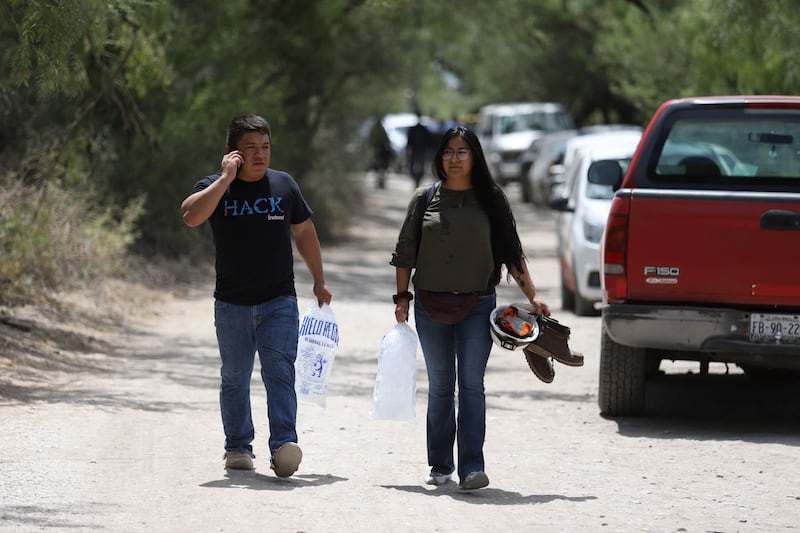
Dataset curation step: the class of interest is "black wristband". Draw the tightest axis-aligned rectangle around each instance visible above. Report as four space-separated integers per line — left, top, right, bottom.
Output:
393 291 413 304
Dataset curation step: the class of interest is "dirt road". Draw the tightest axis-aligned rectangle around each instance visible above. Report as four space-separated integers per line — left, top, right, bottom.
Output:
1 173 799 532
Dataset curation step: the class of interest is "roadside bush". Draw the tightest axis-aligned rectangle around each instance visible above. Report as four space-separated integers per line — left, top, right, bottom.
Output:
0 180 143 306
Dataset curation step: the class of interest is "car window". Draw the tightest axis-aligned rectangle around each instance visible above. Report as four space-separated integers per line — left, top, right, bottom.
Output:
651 109 800 185
499 115 524 134
497 111 571 135
532 112 570 132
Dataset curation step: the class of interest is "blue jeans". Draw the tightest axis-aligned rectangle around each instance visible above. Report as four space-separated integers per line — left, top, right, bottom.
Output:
214 295 299 456
414 292 496 482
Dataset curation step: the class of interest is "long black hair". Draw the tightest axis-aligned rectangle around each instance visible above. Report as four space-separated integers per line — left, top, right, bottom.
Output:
432 126 526 286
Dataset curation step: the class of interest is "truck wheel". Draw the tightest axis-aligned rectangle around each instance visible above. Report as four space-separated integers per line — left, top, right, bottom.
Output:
598 327 646 416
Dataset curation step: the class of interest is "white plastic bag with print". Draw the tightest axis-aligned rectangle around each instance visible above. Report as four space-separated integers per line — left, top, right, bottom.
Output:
369 322 418 422
295 303 340 408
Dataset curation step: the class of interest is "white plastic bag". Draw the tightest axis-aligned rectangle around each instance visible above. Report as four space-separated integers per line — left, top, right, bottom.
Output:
369 322 418 422
295 303 340 407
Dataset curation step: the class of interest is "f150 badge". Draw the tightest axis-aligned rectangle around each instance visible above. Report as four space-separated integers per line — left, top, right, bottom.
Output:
644 266 679 284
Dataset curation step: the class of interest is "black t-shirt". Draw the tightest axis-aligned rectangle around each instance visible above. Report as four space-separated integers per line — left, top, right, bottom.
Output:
191 169 312 305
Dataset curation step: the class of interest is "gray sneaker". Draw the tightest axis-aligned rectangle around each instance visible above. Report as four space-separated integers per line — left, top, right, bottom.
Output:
224 451 254 470
271 442 302 478
424 471 452 485
460 471 489 490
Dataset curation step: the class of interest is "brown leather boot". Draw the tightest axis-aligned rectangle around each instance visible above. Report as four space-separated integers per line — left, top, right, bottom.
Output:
523 345 555 383
529 316 584 367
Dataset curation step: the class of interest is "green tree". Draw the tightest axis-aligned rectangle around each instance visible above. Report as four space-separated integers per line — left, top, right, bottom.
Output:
694 0 800 95
5 0 800 306
597 0 800 120
0 0 173 303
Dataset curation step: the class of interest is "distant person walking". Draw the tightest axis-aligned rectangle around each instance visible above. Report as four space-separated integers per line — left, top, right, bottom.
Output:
390 126 551 490
406 114 430 187
368 119 393 189
442 114 460 132
180 114 332 477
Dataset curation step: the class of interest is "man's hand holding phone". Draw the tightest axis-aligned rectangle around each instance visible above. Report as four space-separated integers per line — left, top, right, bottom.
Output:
221 149 242 181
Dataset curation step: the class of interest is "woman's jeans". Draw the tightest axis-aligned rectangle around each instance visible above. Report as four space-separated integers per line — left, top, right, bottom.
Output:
214 296 299 456
414 292 496 482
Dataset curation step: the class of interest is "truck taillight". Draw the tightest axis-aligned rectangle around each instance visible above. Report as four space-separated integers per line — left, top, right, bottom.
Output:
603 209 628 302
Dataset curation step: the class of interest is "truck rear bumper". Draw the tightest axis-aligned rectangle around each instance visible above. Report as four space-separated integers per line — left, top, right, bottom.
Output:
602 304 800 356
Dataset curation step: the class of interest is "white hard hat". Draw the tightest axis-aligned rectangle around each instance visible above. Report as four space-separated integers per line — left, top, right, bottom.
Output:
489 303 540 351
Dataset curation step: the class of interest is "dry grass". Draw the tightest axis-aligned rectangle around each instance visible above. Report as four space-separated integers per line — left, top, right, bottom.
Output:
0 256 212 394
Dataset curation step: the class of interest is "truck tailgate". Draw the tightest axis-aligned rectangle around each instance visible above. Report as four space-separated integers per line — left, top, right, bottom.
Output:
626 190 800 307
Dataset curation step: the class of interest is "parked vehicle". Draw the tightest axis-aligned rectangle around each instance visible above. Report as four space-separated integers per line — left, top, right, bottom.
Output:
589 96 800 416
527 125 642 206
528 129 578 206
476 102 574 202
548 131 642 316
561 128 640 172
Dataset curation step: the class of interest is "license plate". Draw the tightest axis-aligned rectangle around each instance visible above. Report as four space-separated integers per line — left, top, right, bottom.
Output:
749 313 800 344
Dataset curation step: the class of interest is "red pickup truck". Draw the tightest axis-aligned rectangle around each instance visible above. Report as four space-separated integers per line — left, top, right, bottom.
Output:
588 96 800 416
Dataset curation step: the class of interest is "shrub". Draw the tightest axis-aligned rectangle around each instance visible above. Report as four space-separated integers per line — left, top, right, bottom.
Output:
0 180 143 306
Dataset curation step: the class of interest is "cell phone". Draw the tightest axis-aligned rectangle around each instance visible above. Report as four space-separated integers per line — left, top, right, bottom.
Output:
227 145 241 177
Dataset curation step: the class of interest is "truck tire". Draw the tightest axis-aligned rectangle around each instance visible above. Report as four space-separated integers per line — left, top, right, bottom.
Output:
598 327 646 416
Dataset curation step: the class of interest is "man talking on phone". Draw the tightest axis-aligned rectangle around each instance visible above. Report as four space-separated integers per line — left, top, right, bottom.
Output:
180 114 332 477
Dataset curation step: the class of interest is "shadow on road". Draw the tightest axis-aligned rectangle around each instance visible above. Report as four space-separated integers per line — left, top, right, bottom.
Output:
381 484 597 505
200 471 347 491
610 373 800 445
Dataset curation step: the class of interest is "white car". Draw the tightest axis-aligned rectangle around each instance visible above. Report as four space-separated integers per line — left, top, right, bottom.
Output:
549 131 642 315
476 102 574 200
526 126 643 206
559 129 642 176
527 129 579 206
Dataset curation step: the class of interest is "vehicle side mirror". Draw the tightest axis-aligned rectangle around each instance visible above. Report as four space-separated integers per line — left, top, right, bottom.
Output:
547 185 571 212
588 160 624 190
